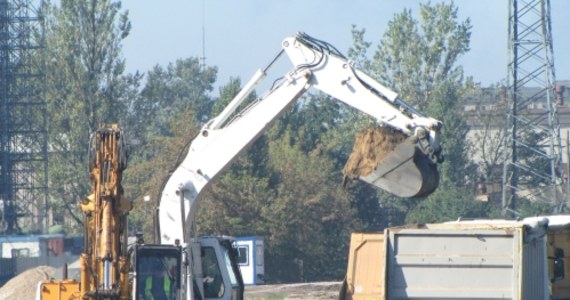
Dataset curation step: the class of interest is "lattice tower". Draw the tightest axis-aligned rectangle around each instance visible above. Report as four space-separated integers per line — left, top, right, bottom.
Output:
501 0 564 216
0 0 47 234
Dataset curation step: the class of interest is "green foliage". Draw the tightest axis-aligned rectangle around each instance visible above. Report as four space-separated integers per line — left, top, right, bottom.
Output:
192 81 361 282
349 2 474 183
44 0 135 231
466 84 508 186
130 58 217 142
372 8 424 104
262 132 359 281
124 58 217 241
125 108 198 242
406 186 490 224
271 94 343 153
515 197 555 218
347 25 373 72
425 80 474 187
197 174 273 236
351 1 471 108
347 1 477 229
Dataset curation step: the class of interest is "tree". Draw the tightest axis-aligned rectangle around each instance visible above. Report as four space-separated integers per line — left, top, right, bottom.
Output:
372 2 474 187
194 77 272 237
425 80 474 187
124 58 217 240
127 58 217 143
124 108 198 242
348 1 477 223
261 131 359 281
405 186 489 223
44 0 134 232
370 2 471 108
467 85 508 190
192 77 366 281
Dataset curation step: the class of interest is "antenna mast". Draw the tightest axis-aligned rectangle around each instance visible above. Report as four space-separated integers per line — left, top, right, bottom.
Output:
200 0 206 70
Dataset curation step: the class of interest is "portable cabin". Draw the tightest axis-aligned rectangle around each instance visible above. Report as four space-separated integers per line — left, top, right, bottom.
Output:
234 236 264 285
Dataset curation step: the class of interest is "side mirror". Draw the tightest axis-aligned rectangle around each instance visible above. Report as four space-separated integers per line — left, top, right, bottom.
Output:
551 248 565 283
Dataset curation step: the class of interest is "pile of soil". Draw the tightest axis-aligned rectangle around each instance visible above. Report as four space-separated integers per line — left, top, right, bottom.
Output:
0 266 55 300
343 127 407 179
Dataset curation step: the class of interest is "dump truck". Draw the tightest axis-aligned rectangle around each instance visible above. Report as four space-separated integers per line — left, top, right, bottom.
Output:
341 215 570 300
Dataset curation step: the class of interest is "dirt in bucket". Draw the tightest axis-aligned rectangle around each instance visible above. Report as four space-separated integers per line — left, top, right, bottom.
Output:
342 127 407 179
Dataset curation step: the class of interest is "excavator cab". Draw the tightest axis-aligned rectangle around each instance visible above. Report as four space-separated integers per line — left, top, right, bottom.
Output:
131 237 243 300
197 237 245 300
132 244 182 300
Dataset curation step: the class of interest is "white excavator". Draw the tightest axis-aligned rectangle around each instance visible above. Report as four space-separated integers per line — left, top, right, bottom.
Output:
35 32 441 300
128 32 444 300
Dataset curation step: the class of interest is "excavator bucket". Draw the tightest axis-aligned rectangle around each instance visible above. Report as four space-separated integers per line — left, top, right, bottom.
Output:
343 127 439 198
359 141 439 198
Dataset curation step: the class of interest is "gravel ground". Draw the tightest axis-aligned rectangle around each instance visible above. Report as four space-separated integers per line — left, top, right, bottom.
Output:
0 266 341 300
244 281 342 300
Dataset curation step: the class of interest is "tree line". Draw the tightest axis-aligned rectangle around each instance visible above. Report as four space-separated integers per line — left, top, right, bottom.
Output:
41 0 553 282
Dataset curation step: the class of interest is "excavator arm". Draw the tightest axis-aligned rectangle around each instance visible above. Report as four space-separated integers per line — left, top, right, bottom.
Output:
158 33 442 245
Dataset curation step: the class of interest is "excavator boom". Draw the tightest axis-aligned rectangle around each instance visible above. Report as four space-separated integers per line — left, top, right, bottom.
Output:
159 32 443 247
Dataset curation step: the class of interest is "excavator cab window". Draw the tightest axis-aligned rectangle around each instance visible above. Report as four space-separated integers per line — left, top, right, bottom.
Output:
135 246 181 300
202 246 224 298
200 242 244 300
221 241 244 300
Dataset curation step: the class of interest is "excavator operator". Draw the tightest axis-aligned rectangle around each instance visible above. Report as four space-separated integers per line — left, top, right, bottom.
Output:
143 260 175 300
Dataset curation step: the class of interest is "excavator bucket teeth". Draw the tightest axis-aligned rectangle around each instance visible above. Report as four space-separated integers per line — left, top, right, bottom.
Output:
360 142 439 198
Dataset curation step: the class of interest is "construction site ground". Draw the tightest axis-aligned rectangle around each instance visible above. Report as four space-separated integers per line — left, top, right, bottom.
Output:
0 265 342 300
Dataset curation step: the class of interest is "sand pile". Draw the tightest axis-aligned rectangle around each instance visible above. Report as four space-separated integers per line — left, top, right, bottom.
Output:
0 266 55 300
343 127 407 179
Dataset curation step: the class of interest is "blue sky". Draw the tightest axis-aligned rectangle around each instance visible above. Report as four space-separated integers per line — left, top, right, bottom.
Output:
121 0 570 93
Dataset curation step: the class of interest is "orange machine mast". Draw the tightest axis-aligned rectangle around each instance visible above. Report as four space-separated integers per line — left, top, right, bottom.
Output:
79 123 132 299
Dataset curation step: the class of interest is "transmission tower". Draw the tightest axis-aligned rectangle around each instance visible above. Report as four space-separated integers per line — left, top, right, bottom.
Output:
502 0 563 216
0 0 47 234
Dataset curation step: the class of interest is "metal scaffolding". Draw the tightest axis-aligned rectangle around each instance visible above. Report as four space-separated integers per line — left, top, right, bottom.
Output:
0 0 47 234
502 0 564 216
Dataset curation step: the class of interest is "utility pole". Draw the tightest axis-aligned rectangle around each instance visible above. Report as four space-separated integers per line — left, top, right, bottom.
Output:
502 0 563 216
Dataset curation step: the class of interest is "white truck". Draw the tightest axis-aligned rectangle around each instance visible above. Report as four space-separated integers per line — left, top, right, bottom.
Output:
341 215 570 300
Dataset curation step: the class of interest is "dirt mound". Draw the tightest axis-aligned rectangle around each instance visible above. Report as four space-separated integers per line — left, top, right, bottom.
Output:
343 127 407 179
0 266 55 300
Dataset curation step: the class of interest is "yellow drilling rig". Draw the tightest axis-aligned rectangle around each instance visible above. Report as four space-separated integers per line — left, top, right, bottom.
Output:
38 124 131 299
